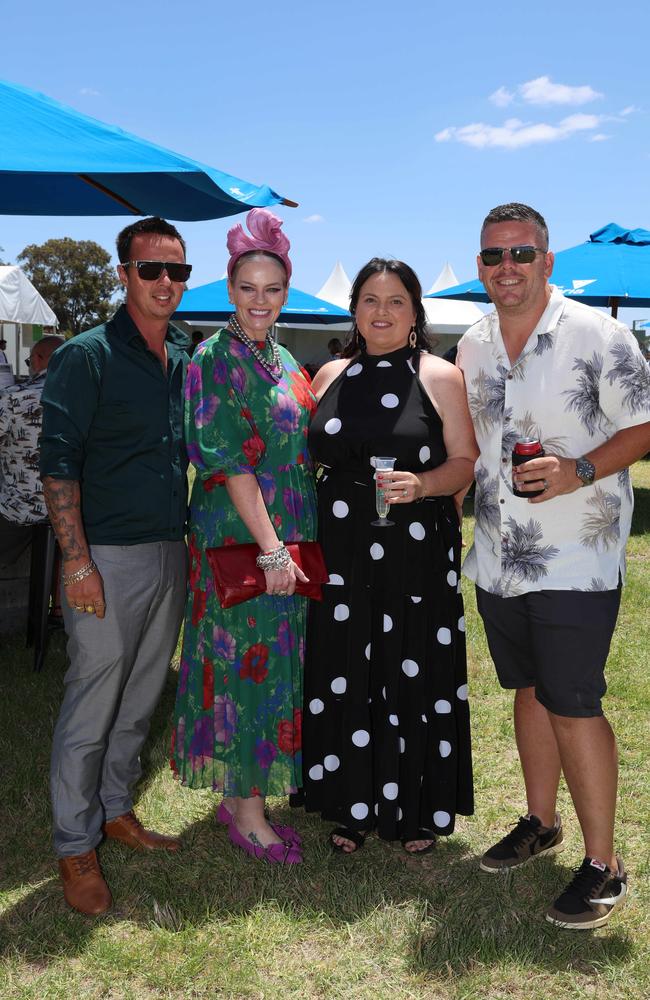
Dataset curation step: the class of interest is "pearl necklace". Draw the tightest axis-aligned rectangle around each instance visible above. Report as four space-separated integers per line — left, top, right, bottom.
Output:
228 314 282 382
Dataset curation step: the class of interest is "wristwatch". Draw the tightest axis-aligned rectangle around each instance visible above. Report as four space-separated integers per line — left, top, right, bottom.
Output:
575 456 596 486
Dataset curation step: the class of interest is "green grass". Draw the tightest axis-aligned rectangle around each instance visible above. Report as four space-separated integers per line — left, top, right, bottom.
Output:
1 463 649 1000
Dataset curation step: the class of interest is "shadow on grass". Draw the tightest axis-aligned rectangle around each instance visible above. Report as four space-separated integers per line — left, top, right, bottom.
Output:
630 486 650 535
0 640 634 979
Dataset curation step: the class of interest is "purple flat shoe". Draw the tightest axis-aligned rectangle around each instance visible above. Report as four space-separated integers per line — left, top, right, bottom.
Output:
227 821 302 864
216 800 301 846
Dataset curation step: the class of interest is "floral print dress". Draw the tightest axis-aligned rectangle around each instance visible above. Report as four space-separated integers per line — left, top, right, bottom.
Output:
171 330 317 798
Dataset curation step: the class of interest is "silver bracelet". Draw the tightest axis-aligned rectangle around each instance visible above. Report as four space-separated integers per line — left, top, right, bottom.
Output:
62 559 97 587
256 544 291 572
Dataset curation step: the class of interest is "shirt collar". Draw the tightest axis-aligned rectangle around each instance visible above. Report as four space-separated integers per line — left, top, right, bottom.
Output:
110 303 190 350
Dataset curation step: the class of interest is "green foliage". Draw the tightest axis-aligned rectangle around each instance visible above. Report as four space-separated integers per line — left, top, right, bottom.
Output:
17 237 119 337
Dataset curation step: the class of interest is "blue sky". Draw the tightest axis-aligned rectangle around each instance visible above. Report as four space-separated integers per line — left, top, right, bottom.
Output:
1 0 649 323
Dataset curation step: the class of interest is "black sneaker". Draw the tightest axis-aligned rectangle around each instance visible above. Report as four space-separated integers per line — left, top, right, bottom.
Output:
546 856 627 930
480 813 564 873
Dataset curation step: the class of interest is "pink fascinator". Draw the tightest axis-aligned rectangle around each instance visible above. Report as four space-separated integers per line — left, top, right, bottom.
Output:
226 208 292 281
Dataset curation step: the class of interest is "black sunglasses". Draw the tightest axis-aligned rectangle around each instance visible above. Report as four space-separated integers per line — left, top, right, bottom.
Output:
479 246 547 267
124 260 192 282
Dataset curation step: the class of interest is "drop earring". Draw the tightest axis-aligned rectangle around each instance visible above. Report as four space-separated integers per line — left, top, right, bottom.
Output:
408 325 417 349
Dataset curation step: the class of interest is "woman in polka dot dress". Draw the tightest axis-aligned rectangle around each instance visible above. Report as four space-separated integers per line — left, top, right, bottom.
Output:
302 259 478 854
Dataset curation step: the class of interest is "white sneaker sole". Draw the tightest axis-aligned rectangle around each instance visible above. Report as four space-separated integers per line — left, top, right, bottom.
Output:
479 839 565 874
545 892 626 930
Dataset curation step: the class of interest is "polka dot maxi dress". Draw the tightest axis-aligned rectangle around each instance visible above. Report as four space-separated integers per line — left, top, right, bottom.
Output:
303 346 473 840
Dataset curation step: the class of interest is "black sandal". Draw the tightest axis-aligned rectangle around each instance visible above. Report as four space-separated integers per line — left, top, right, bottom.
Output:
329 827 366 854
401 830 437 854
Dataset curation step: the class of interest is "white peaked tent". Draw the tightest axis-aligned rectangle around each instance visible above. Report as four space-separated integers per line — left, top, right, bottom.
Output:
0 266 58 326
316 261 352 311
423 263 483 336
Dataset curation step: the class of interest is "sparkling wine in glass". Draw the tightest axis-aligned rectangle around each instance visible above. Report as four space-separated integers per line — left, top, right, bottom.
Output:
371 456 396 527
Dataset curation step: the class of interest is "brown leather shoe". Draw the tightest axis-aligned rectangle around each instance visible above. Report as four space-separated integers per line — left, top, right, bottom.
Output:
59 849 112 915
103 811 181 852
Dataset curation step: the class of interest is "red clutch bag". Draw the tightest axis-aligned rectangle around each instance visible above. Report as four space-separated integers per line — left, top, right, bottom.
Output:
205 541 329 609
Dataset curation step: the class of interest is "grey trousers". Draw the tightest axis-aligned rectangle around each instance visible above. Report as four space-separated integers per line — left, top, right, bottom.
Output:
51 540 187 857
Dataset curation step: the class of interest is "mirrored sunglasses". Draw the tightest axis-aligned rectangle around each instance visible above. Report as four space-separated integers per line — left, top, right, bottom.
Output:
124 260 192 282
479 246 546 267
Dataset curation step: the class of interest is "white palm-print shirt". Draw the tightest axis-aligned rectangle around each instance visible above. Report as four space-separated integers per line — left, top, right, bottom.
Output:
457 287 650 596
0 372 48 524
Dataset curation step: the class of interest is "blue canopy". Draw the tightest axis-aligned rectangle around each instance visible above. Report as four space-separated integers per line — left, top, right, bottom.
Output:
174 279 350 325
429 224 650 312
0 79 295 220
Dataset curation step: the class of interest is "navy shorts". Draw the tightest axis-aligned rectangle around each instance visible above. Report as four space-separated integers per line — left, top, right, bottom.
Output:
475 585 622 718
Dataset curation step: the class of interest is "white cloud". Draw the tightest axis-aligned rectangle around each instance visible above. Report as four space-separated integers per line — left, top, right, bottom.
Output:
518 76 602 106
303 214 324 224
435 114 602 149
589 133 610 142
79 87 100 97
620 105 638 116
489 86 514 108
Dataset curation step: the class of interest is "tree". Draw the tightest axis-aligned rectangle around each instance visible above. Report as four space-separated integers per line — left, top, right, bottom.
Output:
17 237 119 337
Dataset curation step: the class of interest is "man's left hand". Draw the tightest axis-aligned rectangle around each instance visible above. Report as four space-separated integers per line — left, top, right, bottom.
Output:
513 454 582 503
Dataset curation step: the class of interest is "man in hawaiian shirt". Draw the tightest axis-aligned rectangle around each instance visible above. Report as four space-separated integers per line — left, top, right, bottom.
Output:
457 203 650 930
0 335 64 566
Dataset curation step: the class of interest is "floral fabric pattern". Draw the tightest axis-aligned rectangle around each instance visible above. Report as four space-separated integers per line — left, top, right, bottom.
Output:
458 286 650 595
171 329 317 797
0 372 48 523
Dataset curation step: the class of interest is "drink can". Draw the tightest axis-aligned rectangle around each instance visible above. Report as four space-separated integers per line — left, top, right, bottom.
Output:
512 437 545 498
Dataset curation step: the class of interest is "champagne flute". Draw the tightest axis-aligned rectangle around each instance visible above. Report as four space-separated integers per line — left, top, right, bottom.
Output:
371 456 396 527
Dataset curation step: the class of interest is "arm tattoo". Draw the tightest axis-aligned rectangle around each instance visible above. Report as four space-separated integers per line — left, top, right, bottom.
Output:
43 477 89 563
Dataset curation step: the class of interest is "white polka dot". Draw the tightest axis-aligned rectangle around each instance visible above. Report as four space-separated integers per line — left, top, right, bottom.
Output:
332 500 349 518
381 393 399 409
334 604 349 621
421 713 428 723
365 643 371 661
309 699 324 715
439 741 452 758
397 807 403 821
370 542 384 561
458 615 466 632
401 659 419 678
324 754 340 771
448 547 454 562
352 729 370 747
351 802 369 820
383 782 398 800
389 714 399 726
457 581 462 594
457 683 469 701
309 764 323 780
419 445 431 464
325 417 341 435
433 810 451 828
399 737 406 753
374 803 379 815
437 627 452 645
410 595 422 604
382 686 387 700
346 363 363 377
331 676 347 694
447 570 457 587
409 522 426 541
434 699 452 714
377 360 392 368
383 614 393 632
328 573 344 586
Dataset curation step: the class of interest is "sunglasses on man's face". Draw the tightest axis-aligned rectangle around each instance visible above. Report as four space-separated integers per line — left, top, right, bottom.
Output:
123 260 192 282
479 246 547 267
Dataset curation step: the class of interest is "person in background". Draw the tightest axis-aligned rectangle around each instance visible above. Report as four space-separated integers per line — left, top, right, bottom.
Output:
327 337 343 360
303 258 477 855
40 217 190 916
458 201 650 929
171 209 316 865
0 337 9 364
0 335 64 568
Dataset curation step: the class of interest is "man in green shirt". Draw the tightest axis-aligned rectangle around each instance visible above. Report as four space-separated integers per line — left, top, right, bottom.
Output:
40 217 191 916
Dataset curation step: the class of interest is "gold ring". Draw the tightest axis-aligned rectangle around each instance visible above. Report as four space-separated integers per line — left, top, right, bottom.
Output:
74 605 84 611
403 488 408 496
85 605 95 614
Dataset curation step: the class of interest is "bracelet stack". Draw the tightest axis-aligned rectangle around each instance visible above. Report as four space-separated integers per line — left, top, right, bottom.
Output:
62 559 97 587
256 544 291 572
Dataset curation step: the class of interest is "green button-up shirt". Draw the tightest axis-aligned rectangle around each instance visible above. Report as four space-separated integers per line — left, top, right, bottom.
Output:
40 305 189 545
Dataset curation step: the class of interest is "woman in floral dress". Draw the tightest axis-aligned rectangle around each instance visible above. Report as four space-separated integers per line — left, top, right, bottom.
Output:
171 210 316 863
